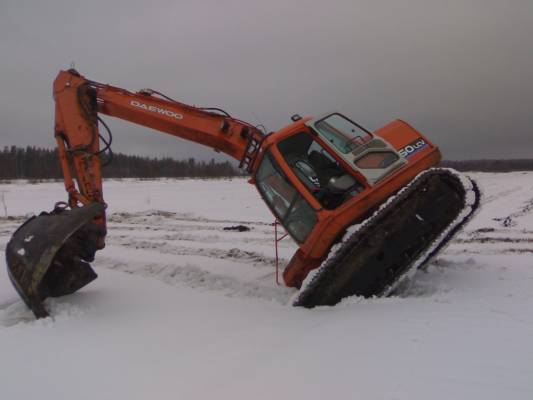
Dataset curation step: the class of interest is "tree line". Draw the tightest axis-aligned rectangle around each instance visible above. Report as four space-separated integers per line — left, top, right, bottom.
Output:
0 146 531 181
439 159 533 172
0 146 239 180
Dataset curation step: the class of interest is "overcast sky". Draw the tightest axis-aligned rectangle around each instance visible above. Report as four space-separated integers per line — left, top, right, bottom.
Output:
1 0 532 161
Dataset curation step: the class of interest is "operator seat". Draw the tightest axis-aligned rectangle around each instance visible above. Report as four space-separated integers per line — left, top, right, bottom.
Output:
308 150 342 187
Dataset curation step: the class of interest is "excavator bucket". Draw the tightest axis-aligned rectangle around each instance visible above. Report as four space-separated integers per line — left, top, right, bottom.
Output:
5 203 105 318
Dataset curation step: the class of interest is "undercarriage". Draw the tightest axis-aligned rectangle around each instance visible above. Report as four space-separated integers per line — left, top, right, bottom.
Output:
293 168 481 307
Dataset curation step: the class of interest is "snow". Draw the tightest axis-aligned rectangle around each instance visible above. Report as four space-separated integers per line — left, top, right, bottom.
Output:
0 178 271 222
1 173 532 399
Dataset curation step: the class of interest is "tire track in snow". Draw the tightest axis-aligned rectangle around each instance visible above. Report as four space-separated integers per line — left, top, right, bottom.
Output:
97 256 295 304
482 186 522 205
99 212 296 304
109 221 273 235
456 237 533 244
444 247 533 255
106 237 285 267
492 196 533 228
108 210 272 227
108 227 286 247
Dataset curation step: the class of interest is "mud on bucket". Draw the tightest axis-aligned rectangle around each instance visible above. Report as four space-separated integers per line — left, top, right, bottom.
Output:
5 203 105 319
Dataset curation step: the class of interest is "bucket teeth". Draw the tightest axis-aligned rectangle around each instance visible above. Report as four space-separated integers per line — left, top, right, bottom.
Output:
5 203 105 318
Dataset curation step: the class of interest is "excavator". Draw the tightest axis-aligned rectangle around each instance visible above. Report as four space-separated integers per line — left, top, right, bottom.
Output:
5 69 480 318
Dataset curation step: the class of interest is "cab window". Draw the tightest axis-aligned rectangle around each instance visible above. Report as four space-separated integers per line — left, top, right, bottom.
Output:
255 152 317 243
277 132 364 210
313 113 372 154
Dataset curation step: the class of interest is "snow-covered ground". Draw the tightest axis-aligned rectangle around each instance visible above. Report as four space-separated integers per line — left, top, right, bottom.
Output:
0 173 532 400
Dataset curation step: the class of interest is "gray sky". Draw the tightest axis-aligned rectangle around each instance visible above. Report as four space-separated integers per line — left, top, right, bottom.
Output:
1 0 532 161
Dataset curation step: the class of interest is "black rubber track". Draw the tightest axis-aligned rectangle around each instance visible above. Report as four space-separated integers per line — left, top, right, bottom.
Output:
294 169 480 308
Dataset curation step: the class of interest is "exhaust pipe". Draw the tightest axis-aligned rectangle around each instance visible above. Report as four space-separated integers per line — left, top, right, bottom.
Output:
5 203 105 318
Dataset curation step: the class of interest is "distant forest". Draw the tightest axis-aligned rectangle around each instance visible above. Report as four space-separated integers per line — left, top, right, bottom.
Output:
0 146 239 180
0 146 531 181
439 159 533 172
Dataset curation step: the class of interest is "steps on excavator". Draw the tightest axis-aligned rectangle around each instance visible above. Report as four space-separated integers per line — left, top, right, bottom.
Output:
293 168 481 308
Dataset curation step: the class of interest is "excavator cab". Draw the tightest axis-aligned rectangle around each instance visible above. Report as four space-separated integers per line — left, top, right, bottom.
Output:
254 112 406 245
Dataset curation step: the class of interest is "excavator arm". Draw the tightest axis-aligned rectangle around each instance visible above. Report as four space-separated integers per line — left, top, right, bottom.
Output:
7 69 263 317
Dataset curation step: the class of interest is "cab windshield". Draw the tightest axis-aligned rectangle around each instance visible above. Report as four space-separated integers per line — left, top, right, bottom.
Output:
312 113 372 154
255 152 317 243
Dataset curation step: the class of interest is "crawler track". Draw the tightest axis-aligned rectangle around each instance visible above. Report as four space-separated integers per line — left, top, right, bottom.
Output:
294 169 481 308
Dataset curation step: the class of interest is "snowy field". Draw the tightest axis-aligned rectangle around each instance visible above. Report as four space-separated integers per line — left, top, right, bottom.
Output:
0 173 532 399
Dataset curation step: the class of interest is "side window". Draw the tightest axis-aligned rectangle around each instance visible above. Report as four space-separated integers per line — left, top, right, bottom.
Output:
256 153 317 243
278 132 364 210
255 153 296 218
313 113 372 154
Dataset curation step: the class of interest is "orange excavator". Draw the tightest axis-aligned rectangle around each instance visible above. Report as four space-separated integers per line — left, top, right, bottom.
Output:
6 69 480 318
